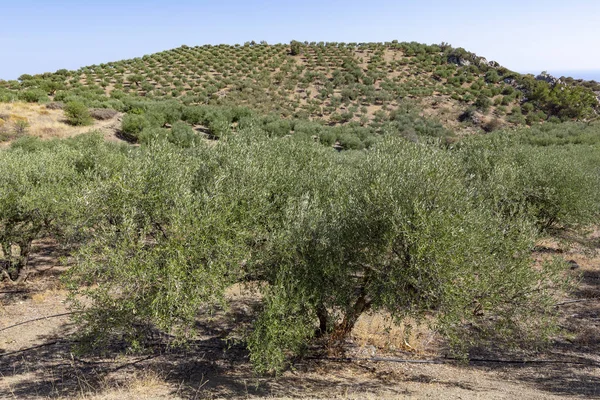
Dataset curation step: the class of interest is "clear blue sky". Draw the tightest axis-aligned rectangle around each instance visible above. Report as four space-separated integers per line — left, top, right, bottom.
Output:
1 0 599 80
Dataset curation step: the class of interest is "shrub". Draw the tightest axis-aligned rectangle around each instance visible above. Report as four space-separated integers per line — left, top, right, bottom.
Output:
459 134 600 229
485 70 500 84
13 119 30 135
483 118 502 132
168 121 198 147
64 101 93 126
46 101 65 110
121 113 149 141
290 40 302 56
338 133 364 149
474 95 492 112
89 108 118 120
19 88 49 103
207 116 230 138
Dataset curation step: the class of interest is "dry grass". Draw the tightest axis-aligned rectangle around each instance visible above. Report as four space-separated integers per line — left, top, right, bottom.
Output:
31 288 68 304
4 368 185 400
73 370 180 400
0 102 123 146
352 312 438 355
0 102 74 140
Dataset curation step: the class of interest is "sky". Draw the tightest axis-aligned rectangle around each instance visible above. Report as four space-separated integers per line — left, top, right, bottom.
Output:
1 0 599 81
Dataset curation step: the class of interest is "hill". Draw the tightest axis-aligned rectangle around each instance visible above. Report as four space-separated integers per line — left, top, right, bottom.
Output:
1 41 599 148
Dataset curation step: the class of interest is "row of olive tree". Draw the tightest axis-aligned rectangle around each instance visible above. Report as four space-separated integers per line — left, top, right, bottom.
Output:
3 126 598 373
0 134 128 282
59 128 594 372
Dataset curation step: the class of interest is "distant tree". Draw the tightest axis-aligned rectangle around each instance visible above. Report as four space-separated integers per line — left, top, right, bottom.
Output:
475 95 492 112
64 101 93 126
18 88 47 103
290 40 302 56
40 79 64 95
128 74 144 87
485 70 500 84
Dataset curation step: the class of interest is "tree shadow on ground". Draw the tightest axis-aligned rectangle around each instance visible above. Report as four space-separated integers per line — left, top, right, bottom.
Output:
0 317 415 399
2 235 599 399
466 253 600 398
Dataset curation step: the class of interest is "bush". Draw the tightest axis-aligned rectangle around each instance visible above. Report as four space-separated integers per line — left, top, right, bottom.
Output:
483 118 502 132
290 41 302 56
89 108 118 120
485 70 500 84
46 101 65 110
13 119 30 135
168 121 198 147
19 88 49 103
121 113 149 141
64 101 93 126
474 95 492 112
459 134 600 229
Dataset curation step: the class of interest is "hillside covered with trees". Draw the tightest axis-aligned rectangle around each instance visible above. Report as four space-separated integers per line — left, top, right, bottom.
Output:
1 41 599 148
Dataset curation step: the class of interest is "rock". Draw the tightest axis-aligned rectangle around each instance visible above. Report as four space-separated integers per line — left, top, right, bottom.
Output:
459 109 483 125
536 72 562 86
448 55 471 66
568 260 580 270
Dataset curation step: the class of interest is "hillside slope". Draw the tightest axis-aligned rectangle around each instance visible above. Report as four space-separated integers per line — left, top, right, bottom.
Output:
1 41 599 148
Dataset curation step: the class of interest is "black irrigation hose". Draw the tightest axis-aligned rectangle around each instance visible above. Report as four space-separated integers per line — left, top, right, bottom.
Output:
2 313 598 368
310 356 600 367
0 311 79 333
308 356 443 364
457 357 600 367
555 298 598 306
0 340 66 358
0 290 30 294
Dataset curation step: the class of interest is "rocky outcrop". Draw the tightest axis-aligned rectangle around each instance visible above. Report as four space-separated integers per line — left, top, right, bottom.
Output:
536 72 562 86
448 54 471 66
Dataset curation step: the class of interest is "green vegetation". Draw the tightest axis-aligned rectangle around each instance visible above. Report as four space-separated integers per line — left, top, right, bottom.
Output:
1 40 599 376
64 101 93 126
1 41 597 142
1 120 598 373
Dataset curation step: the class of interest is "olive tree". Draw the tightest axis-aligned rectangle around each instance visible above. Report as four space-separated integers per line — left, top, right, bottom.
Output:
64 101 93 126
0 136 108 282
64 132 569 374
240 137 567 372
65 140 248 349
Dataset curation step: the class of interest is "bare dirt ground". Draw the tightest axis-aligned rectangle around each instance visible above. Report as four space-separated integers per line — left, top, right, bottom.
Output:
1 228 599 399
